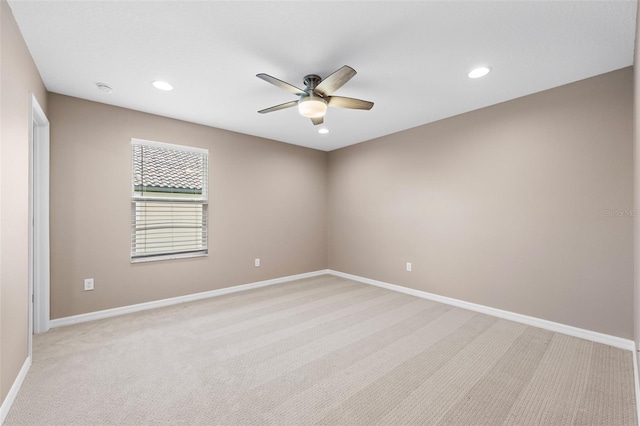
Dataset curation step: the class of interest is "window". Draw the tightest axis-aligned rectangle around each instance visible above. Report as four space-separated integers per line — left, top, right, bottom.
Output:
131 139 208 261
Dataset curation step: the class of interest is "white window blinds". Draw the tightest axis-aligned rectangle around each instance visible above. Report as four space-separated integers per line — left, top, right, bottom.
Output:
131 139 208 261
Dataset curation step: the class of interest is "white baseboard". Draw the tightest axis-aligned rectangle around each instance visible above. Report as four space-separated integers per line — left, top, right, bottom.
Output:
0 356 31 425
50 270 329 328
47 268 637 351
328 270 635 352
633 347 640 425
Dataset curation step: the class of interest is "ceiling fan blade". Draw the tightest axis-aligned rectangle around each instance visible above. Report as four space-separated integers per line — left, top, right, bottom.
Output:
315 65 356 97
327 96 374 110
311 116 324 126
256 73 305 95
258 100 298 114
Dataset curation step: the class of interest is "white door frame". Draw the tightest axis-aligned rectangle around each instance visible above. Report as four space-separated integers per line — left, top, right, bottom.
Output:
28 93 50 351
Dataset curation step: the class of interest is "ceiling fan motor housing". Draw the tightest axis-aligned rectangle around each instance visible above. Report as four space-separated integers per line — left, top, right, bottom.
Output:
303 74 322 90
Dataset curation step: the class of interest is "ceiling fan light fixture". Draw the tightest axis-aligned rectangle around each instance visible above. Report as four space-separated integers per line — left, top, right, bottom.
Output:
298 95 327 118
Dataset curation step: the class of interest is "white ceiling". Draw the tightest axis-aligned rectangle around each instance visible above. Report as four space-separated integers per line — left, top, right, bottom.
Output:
8 1 637 152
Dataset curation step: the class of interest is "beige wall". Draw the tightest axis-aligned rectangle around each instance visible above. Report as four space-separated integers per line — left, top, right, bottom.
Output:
49 68 635 338
328 68 634 339
48 94 327 319
0 0 47 404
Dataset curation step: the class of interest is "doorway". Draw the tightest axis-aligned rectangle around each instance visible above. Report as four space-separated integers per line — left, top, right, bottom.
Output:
28 93 50 356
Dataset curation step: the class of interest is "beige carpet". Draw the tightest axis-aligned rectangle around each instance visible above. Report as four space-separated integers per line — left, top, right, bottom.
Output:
6 275 637 425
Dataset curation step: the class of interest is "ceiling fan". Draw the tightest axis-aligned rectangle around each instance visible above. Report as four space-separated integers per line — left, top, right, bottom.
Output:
256 65 374 126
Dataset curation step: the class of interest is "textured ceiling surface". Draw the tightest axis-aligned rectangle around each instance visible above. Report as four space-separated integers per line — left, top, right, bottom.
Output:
8 1 637 151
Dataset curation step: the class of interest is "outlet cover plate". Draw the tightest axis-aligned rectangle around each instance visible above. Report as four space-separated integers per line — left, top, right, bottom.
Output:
84 278 94 291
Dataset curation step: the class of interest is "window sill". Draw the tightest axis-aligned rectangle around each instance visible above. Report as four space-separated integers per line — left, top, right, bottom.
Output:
131 251 208 264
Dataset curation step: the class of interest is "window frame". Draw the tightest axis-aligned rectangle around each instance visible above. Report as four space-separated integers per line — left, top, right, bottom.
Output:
130 138 209 263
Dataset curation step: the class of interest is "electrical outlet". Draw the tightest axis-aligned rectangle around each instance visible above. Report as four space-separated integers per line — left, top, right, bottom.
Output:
255 258 260 267
84 278 94 291
406 262 412 272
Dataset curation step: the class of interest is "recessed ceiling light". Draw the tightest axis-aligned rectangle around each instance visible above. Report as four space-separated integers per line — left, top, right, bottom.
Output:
96 83 113 93
152 80 174 91
318 128 329 134
468 66 491 79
